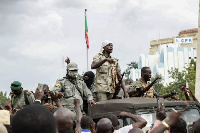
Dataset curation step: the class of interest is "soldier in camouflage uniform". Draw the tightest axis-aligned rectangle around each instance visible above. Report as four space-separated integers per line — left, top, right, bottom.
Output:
128 67 154 98
52 62 93 114
10 81 35 112
117 79 133 98
91 40 129 102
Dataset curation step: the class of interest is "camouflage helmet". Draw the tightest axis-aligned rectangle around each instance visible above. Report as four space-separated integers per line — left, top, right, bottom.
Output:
67 62 78 71
10 81 22 91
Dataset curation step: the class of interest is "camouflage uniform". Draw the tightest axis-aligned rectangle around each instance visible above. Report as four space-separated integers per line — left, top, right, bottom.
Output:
93 53 121 101
128 78 154 98
11 90 35 110
10 81 35 111
52 78 93 112
117 85 132 98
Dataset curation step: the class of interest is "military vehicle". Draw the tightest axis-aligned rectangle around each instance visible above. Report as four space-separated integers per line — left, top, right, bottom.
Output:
88 97 200 132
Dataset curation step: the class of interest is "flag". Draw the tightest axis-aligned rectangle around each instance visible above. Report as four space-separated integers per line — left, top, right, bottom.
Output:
85 10 89 49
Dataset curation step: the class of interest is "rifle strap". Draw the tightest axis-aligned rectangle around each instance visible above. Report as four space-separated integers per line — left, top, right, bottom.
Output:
24 90 30 105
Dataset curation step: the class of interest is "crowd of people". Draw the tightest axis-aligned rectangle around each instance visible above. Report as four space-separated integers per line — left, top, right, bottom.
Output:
0 40 200 133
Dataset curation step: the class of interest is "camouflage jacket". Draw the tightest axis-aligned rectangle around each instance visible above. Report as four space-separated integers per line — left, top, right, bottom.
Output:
128 78 154 98
52 78 93 112
92 53 121 93
11 90 35 110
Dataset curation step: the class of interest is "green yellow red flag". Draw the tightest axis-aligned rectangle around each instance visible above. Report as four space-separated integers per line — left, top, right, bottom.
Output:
85 9 89 49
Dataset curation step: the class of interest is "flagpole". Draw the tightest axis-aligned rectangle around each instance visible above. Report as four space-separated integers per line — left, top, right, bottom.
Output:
85 9 89 71
87 47 88 71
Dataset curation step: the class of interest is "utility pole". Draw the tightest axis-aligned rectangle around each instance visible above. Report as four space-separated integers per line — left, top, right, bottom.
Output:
195 0 200 101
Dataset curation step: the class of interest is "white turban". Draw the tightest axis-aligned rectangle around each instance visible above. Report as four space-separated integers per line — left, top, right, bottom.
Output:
99 40 113 53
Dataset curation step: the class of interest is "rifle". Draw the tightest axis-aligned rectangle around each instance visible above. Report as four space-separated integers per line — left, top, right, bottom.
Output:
129 77 160 97
112 72 125 99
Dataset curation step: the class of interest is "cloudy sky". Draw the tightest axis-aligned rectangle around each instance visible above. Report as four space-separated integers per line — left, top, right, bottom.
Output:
0 0 198 92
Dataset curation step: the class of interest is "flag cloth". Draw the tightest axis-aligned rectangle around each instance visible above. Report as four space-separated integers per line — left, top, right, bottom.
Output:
85 12 89 49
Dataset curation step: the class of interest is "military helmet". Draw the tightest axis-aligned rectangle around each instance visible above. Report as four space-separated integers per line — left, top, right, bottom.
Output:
10 81 22 91
67 62 78 71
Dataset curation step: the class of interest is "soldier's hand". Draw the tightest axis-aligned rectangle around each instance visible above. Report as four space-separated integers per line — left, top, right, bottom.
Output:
106 58 115 64
34 88 44 100
65 57 70 64
74 99 80 106
124 91 129 98
88 100 95 106
58 92 64 98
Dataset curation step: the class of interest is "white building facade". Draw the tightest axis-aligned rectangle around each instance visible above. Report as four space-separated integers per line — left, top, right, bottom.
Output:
132 44 197 85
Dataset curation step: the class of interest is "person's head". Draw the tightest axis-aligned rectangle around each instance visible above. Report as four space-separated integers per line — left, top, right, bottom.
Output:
193 118 200 133
141 67 151 81
100 40 113 54
125 79 133 85
12 104 56 133
67 62 78 80
128 128 143 133
10 81 23 95
170 118 187 133
97 118 114 133
83 71 95 88
53 108 74 132
81 116 95 131
42 84 50 100
104 114 119 130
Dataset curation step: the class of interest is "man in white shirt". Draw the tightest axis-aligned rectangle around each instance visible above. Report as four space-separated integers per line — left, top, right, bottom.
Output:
105 112 147 133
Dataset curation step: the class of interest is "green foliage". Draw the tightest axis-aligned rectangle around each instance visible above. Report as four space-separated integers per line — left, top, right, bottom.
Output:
127 61 138 69
0 91 8 105
125 61 138 78
151 73 164 94
159 59 196 100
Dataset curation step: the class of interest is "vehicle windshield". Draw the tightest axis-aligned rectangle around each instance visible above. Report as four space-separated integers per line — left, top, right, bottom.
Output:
120 107 200 132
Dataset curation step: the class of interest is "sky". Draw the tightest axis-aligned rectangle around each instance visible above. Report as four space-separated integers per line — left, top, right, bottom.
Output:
0 0 198 92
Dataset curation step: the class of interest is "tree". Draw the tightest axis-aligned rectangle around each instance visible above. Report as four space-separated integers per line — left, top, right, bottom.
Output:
0 91 8 105
159 59 196 100
127 61 138 69
151 73 164 95
125 61 138 78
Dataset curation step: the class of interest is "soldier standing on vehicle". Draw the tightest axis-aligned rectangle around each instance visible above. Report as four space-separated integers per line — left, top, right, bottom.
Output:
91 40 129 102
10 81 35 112
52 62 93 114
82 71 96 114
128 67 154 98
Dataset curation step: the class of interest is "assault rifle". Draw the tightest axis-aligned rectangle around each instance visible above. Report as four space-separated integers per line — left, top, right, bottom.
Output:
129 77 160 97
112 72 125 99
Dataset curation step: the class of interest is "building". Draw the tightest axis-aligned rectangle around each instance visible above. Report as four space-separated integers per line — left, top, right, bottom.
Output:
132 28 197 85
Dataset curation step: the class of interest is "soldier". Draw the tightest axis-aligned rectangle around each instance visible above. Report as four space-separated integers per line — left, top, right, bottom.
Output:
128 67 154 98
117 78 133 98
10 81 35 112
82 71 95 114
52 62 93 114
91 40 129 102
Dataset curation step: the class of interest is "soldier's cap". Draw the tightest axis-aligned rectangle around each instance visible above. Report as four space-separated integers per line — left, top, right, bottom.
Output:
10 81 22 91
67 62 78 71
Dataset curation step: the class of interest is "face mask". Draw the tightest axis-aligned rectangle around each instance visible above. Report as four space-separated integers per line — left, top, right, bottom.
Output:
68 70 78 79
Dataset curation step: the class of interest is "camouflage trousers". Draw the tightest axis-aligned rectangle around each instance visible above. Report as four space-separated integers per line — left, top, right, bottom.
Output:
96 92 114 102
